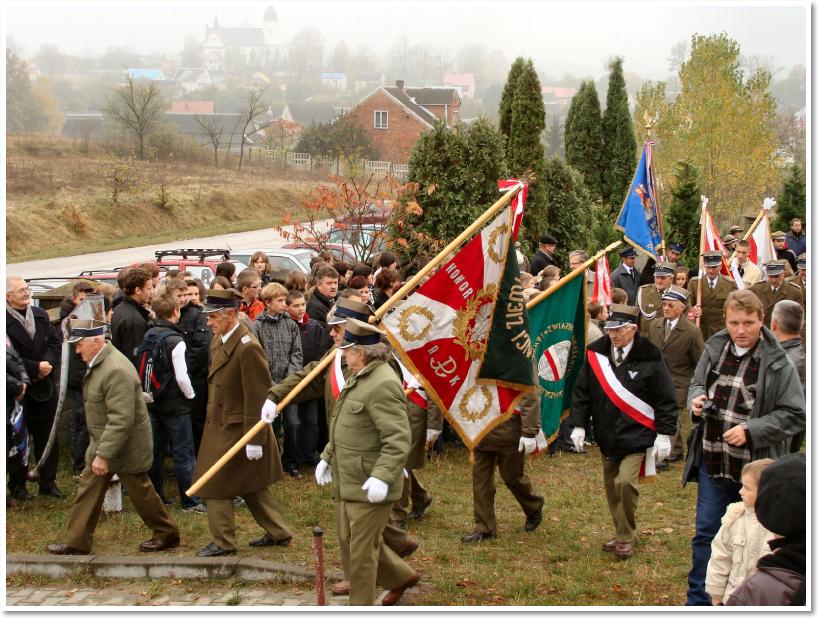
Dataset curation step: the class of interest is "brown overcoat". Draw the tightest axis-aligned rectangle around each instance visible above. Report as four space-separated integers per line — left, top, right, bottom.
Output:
749 280 804 326
687 274 737 341
647 315 705 408
193 322 283 498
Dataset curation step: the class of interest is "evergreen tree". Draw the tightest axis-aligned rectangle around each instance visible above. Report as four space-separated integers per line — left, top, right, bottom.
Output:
498 57 526 157
508 59 545 175
6 49 47 132
564 80 604 202
666 160 702 265
547 114 563 158
601 58 637 212
773 164 805 231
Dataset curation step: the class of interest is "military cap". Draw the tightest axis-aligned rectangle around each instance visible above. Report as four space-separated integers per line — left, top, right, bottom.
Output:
619 246 638 258
722 234 737 246
329 297 372 326
202 288 243 313
764 260 786 276
668 242 684 254
771 230 787 240
603 304 640 330
653 261 677 277
67 318 108 343
729 225 744 233
797 253 806 269
661 285 689 305
539 233 558 245
340 317 384 349
702 251 723 267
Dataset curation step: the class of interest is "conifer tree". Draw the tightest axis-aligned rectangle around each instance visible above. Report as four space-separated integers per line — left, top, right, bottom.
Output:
498 57 526 157
601 58 637 212
508 59 545 175
547 114 563 158
666 160 702 264
564 80 604 202
773 164 805 231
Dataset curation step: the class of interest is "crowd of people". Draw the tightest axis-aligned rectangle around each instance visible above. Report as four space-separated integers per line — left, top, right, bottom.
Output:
5 215 807 606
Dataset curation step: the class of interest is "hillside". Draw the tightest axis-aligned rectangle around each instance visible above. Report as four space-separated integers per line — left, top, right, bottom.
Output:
5 135 322 262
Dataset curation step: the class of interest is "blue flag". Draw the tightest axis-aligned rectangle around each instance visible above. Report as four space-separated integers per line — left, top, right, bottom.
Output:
615 142 663 259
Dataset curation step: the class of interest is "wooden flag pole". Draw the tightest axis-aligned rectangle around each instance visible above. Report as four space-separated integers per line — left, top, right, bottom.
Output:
526 241 621 309
695 197 708 328
187 183 523 497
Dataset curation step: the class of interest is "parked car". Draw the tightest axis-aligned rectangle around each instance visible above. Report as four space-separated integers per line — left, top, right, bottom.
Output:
229 248 316 275
325 224 387 263
280 243 358 266
129 249 246 286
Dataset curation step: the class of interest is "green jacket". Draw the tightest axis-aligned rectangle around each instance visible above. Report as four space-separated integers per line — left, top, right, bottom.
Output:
320 359 410 504
83 342 153 474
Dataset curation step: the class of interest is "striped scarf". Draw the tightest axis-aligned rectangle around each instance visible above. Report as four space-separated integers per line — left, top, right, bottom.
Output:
8 306 35 339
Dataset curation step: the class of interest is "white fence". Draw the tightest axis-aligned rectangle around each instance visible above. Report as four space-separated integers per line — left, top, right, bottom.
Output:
247 149 409 180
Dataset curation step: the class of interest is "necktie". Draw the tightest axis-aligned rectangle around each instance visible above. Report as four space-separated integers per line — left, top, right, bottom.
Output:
709 280 715 289
615 347 624 365
627 268 633 279
773 287 778 294
664 321 672 341
739 266 745 278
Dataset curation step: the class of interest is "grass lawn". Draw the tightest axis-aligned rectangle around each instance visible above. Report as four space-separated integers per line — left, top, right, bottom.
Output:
6 436 700 607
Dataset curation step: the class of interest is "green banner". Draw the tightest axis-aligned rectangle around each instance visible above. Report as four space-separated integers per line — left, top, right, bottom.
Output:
528 272 587 441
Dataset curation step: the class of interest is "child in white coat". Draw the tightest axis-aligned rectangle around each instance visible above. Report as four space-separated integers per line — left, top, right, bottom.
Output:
705 458 776 605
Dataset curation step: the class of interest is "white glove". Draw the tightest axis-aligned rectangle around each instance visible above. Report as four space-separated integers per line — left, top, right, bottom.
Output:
570 427 586 453
518 436 537 454
260 399 278 423
246 444 263 460
654 435 671 462
425 429 441 445
315 459 332 486
361 477 389 503
534 430 549 454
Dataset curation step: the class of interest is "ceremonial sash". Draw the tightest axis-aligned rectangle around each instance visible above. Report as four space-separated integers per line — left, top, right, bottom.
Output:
330 349 345 400
729 263 745 289
587 350 655 431
393 354 428 409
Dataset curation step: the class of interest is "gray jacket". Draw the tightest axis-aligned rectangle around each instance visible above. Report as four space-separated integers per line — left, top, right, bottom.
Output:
252 312 302 383
687 327 805 460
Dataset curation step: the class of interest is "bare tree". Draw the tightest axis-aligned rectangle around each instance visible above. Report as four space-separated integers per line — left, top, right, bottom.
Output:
195 114 224 167
237 87 267 171
104 74 166 160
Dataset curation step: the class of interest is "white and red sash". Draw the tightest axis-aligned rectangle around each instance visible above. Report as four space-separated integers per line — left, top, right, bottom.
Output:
587 350 655 431
330 349 345 400
393 354 428 410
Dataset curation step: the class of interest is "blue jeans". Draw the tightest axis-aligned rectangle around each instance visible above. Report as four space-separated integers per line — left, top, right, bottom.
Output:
686 462 742 605
297 399 319 465
148 411 201 508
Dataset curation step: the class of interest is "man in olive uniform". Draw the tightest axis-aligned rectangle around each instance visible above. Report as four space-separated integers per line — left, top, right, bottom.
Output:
314 319 418 606
749 260 804 326
771 231 798 273
688 251 737 342
647 286 704 464
787 253 806 309
47 320 180 555
610 247 641 305
636 261 677 337
193 289 293 557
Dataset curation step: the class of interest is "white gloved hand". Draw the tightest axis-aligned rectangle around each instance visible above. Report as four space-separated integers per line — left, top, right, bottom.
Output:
570 427 586 453
246 444 263 460
361 477 389 503
534 430 549 454
654 434 671 462
518 436 537 454
260 399 278 423
315 459 332 486
425 429 441 445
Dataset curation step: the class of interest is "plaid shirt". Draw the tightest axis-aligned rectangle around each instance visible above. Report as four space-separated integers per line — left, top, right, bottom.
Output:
702 340 762 482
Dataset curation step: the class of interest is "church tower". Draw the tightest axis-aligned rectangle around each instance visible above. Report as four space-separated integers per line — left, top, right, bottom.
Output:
262 6 279 46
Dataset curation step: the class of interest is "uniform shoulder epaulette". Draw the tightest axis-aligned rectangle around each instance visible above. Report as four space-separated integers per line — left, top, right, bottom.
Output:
241 334 252 344
785 280 802 290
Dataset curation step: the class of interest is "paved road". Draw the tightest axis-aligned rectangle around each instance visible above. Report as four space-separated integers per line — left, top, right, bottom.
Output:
7 221 333 281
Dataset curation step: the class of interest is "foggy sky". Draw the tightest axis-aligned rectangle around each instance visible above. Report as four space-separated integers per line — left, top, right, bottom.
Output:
4 0 808 80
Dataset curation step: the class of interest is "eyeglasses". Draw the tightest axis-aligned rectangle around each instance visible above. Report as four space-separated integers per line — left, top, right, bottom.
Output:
12 287 30 294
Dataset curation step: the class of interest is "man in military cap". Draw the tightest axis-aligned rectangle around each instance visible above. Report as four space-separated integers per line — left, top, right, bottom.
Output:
787 253 806 309
722 234 738 255
749 260 803 326
192 288 293 557
771 231 798 273
314 318 418 606
636 261 680 337
728 225 744 240
47 320 180 555
688 251 737 342
610 247 641 305
530 233 560 275
647 286 704 464
729 239 760 289
569 305 678 559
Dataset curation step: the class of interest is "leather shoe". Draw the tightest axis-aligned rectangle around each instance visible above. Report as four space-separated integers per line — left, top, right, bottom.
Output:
409 496 433 520
248 532 292 547
139 536 180 552
614 540 635 559
331 579 350 596
655 462 670 471
524 498 544 532
38 484 64 498
47 543 88 555
12 487 33 501
287 468 302 479
461 531 496 543
398 539 419 558
602 539 618 552
196 542 236 557
381 574 420 606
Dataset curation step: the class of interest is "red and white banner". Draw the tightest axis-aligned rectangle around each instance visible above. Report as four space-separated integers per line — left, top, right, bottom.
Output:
590 255 612 306
744 205 776 267
498 180 527 241
393 354 428 410
701 201 733 278
330 349 345 400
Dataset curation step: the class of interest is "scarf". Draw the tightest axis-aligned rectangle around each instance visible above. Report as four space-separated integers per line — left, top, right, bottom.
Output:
8 305 35 339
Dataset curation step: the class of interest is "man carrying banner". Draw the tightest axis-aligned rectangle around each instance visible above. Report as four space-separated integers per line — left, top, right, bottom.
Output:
569 305 678 559
688 251 737 342
729 240 760 289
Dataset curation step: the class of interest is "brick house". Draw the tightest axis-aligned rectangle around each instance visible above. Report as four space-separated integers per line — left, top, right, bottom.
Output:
347 80 461 163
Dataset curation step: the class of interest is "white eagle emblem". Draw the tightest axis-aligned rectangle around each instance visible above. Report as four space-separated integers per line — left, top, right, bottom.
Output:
538 340 571 382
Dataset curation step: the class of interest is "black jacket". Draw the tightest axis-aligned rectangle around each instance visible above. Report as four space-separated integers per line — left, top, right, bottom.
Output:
570 334 678 460
610 263 641 305
530 249 559 275
6 306 61 404
307 289 336 326
177 302 211 385
295 314 326 364
110 295 151 368
6 340 30 417
59 299 87 390
144 318 192 416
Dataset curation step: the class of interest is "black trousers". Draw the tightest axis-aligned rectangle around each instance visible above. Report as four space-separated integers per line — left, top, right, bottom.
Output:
10 394 59 490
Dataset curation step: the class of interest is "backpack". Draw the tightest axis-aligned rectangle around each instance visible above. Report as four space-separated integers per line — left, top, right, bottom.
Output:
135 328 177 404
